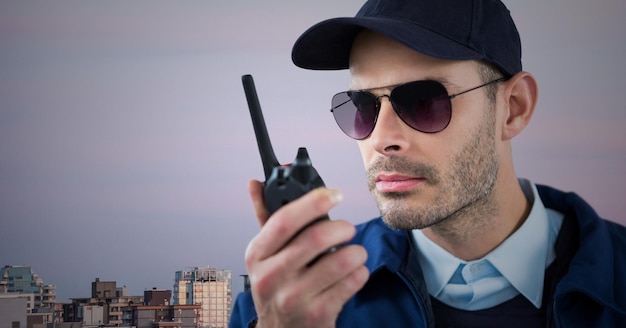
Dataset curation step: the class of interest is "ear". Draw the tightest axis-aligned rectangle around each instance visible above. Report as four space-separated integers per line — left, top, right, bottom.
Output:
501 71 538 140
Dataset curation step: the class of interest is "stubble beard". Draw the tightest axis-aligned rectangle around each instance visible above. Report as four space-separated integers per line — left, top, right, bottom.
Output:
366 109 499 231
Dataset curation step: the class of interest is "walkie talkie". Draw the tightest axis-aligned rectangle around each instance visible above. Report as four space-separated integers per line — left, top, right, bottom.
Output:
242 74 327 215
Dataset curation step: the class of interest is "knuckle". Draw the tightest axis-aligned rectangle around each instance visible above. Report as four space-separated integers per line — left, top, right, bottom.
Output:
335 221 356 241
304 304 330 325
313 220 354 248
274 288 300 314
250 274 269 297
266 213 292 236
250 270 275 300
336 251 358 272
307 224 331 249
333 266 369 303
338 246 368 271
351 266 370 288
244 240 259 267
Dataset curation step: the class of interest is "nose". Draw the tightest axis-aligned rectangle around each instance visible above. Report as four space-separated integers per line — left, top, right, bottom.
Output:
367 97 410 155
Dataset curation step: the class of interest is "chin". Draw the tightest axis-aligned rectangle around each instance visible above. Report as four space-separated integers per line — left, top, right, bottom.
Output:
378 202 441 230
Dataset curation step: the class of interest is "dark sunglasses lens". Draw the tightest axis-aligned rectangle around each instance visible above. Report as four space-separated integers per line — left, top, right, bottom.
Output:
391 81 452 133
332 91 378 139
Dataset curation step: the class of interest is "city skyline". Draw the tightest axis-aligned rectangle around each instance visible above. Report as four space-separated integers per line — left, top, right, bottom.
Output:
1 266 223 328
1 0 625 305
0 264 236 303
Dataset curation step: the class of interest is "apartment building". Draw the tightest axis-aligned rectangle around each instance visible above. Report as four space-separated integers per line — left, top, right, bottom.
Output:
0 265 59 328
63 278 143 326
172 267 232 328
0 265 56 310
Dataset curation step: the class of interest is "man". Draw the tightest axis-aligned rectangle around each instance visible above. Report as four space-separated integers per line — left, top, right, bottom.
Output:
230 0 626 327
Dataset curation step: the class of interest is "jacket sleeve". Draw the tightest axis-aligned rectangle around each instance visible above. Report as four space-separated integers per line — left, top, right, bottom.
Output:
229 291 258 328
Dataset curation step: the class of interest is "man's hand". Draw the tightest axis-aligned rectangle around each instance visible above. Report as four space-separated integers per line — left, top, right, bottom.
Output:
245 180 369 328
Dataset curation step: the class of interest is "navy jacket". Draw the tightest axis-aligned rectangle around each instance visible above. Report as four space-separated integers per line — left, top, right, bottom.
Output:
229 185 626 327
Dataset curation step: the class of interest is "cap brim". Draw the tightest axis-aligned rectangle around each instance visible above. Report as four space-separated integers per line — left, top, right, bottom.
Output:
292 16 484 70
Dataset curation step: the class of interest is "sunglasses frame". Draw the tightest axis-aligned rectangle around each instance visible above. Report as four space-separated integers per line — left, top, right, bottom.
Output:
331 77 507 140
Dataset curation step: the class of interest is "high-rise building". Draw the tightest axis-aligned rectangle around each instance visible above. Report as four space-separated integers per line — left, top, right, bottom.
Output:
173 267 232 328
0 265 56 310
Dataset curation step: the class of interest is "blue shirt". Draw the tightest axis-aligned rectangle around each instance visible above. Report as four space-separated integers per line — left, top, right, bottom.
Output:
413 179 564 310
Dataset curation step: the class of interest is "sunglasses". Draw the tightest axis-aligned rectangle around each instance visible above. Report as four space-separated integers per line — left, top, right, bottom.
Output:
330 77 506 140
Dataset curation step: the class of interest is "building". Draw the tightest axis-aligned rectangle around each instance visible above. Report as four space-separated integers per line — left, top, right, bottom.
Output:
0 265 56 310
173 267 232 328
63 278 143 326
144 288 172 306
0 296 28 328
0 293 35 312
78 305 104 328
92 278 117 299
0 265 58 328
115 289 198 328
239 275 250 293
0 293 59 328
123 304 201 328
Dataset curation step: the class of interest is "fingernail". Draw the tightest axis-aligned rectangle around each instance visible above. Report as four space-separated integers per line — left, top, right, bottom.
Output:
329 189 343 205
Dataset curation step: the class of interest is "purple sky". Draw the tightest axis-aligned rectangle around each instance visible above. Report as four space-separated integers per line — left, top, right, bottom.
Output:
1 0 624 303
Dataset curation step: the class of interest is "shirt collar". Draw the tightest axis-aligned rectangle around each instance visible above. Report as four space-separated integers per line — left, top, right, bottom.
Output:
412 179 563 308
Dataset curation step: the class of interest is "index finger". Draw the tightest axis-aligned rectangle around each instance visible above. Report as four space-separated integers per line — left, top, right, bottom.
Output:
246 187 343 263
248 179 270 228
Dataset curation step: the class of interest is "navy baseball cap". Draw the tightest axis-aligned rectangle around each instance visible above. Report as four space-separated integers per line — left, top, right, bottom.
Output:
292 0 522 77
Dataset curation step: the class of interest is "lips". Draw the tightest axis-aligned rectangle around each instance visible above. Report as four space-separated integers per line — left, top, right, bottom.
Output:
375 173 425 193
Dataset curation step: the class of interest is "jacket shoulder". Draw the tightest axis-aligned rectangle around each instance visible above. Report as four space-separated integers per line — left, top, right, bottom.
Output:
537 184 626 325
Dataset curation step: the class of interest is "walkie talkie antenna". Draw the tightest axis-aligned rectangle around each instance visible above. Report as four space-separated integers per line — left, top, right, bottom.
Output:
242 74 280 180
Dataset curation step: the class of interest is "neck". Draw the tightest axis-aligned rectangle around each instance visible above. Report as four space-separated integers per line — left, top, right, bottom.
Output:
422 178 530 261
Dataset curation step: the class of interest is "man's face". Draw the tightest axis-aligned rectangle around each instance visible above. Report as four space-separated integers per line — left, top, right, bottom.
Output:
349 31 500 230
